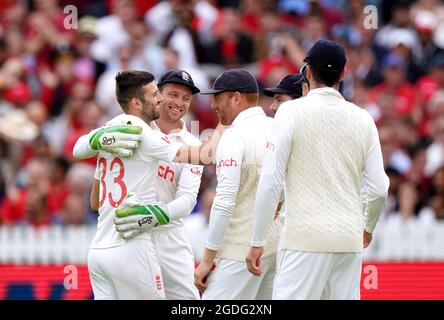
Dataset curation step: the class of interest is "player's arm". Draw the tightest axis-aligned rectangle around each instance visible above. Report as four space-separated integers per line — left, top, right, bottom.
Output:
72 125 143 159
90 178 99 213
90 158 101 213
362 118 390 247
167 164 203 220
173 123 226 165
194 131 243 293
246 105 293 276
114 164 203 239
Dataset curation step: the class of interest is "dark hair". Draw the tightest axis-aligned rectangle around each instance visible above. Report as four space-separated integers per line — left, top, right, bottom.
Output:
310 66 342 87
115 71 155 110
54 156 70 175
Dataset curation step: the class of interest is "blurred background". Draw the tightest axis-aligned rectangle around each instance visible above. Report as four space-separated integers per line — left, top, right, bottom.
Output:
0 0 444 300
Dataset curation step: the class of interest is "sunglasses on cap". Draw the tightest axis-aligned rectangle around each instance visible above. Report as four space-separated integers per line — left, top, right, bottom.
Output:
300 63 309 84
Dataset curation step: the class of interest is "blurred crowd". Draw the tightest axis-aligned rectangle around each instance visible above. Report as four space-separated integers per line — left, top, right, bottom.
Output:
1 0 444 233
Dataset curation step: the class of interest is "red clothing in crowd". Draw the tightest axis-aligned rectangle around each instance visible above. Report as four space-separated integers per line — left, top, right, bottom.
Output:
46 183 69 216
369 82 418 116
416 75 440 103
64 128 97 167
0 189 27 224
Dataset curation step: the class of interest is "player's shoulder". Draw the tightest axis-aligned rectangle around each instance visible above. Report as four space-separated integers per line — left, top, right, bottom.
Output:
217 126 243 152
278 98 306 115
106 113 152 131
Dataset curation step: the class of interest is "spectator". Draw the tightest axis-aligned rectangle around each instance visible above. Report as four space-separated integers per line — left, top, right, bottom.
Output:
425 113 444 176
386 181 420 225
21 187 50 227
90 0 137 63
53 193 96 226
0 159 49 225
379 125 412 174
207 7 255 67
369 52 419 121
73 16 106 84
46 156 70 216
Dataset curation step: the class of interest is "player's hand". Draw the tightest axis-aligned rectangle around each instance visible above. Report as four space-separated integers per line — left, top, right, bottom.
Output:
363 230 373 248
114 194 170 239
194 260 215 293
246 246 264 276
88 124 142 157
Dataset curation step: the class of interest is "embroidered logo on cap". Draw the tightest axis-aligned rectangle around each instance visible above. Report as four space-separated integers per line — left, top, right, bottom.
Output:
181 71 191 82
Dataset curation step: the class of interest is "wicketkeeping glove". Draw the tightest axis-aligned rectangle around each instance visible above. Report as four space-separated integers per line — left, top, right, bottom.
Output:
89 124 143 157
114 194 170 239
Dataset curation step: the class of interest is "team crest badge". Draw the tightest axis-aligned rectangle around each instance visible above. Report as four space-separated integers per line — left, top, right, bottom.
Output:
182 71 191 82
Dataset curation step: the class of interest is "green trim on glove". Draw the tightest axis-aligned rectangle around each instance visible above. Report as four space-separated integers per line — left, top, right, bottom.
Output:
89 125 143 150
115 204 170 226
147 204 170 225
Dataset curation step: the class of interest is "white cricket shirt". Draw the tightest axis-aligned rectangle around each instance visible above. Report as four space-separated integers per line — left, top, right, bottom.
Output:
206 107 281 261
151 119 203 230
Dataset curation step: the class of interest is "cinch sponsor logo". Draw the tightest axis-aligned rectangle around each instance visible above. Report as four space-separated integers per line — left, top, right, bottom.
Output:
190 167 202 176
157 165 175 182
266 141 275 151
155 275 163 291
216 158 238 168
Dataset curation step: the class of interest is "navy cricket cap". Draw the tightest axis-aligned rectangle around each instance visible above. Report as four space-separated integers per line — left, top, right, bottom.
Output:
263 74 304 98
303 39 347 72
157 69 200 94
200 69 259 95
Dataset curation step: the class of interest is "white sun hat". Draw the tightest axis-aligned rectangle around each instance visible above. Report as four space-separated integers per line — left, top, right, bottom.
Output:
0 109 39 142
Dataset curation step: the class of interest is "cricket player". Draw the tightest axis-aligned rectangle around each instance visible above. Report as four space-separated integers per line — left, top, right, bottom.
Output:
73 70 223 299
246 40 389 300
193 69 281 300
262 73 307 223
263 73 306 115
90 69 202 300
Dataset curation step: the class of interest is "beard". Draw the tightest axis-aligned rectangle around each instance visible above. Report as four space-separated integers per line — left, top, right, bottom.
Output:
151 108 160 121
141 101 160 123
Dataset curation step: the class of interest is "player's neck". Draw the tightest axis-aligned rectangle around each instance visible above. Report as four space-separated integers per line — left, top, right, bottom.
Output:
309 81 340 91
155 118 182 135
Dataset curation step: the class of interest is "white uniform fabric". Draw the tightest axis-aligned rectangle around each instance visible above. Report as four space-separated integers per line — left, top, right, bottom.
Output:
252 88 389 251
73 113 181 300
151 120 203 228
250 87 389 300
206 107 281 260
88 239 165 300
151 227 199 300
204 107 281 299
202 254 276 300
273 250 362 300
88 114 181 249
150 119 202 300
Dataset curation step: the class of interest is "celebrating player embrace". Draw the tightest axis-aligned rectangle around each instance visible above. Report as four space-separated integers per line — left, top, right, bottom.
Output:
73 70 224 299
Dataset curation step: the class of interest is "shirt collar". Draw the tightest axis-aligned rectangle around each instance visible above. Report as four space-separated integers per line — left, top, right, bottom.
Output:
231 106 265 127
151 119 187 138
306 87 345 100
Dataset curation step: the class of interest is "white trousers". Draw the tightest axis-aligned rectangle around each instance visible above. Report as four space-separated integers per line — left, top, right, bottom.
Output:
88 239 165 300
273 250 362 300
151 226 199 300
202 254 276 300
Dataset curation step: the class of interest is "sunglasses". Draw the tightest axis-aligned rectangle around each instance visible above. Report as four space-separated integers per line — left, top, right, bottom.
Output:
300 63 309 84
